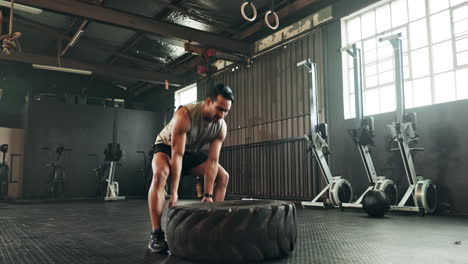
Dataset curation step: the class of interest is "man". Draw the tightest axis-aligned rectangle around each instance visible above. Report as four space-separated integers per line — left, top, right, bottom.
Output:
147 83 234 253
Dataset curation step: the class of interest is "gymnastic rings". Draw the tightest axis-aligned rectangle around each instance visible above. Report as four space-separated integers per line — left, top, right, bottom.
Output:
264 10 279 30
241 1 257 22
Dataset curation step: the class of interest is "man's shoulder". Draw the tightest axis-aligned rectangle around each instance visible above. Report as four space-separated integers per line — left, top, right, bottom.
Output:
173 107 191 131
183 101 204 110
175 105 190 116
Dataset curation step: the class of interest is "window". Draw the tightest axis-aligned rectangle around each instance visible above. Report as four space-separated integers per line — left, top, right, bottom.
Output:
174 83 197 108
341 0 468 119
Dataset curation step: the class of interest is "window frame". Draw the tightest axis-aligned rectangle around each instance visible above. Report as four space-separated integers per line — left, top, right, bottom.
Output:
174 83 197 108
341 0 468 119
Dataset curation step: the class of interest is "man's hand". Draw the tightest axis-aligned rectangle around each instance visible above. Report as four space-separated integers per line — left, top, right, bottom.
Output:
201 196 213 203
168 194 178 208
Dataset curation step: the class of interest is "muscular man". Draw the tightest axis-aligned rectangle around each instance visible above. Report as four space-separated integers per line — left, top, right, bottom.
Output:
147 83 234 253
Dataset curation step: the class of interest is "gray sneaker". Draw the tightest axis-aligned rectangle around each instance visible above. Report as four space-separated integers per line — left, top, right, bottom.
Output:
147 229 168 254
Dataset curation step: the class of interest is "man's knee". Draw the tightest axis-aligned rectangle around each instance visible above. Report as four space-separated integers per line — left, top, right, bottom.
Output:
217 169 229 187
153 169 169 189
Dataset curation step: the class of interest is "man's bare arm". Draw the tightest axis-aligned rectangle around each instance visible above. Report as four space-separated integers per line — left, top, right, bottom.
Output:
204 122 227 198
169 107 191 204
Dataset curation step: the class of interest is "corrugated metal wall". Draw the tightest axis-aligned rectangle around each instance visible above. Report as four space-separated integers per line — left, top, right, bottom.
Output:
198 30 325 199
220 137 319 200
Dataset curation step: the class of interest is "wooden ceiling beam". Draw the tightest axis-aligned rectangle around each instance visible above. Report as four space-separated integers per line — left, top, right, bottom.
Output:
184 43 250 64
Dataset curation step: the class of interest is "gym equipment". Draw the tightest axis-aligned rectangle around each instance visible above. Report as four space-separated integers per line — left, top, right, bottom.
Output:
0 144 9 199
9 153 20 184
299 59 354 208
240 1 257 22
166 200 296 262
43 146 71 199
264 10 279 30
362 189 390 218
340 44 398 209
380 33 437 214
103 143 125 201
263 0 279 30
88 153 107 197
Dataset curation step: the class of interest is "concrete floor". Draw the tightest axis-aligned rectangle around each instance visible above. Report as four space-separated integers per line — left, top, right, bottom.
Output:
0 200 467 264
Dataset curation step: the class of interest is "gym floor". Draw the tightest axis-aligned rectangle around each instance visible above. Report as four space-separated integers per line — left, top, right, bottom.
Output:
0 200 467 264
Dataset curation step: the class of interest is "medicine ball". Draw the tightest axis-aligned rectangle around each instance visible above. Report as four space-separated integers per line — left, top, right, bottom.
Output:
362 189 390 217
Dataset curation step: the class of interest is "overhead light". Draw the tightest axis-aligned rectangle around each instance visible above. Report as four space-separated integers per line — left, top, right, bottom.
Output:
69 30 85 47
0 0 43 14
32 64 92 75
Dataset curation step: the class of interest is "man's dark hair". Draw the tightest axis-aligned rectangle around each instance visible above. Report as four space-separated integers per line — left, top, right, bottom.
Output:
210 83 234 102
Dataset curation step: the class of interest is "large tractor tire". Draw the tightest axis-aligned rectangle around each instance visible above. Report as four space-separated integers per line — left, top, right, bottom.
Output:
166 200 297 263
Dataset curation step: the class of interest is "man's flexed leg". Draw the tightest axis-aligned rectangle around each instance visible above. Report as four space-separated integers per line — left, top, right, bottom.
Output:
147 152 170 253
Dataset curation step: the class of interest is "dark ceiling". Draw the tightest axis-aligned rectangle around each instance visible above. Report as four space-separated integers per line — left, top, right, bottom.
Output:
0 0 329 98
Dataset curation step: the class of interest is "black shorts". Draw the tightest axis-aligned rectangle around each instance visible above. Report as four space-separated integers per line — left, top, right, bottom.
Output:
153 144 208 173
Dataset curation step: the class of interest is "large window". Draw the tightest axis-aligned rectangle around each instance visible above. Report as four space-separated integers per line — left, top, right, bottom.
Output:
341 0 468 119
174 83 197 108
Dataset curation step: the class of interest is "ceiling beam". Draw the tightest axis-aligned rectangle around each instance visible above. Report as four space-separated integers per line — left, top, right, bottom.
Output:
239 0 322 40
15 0 251 55
184 43 250 64
174 55 203 73
0 51 182 84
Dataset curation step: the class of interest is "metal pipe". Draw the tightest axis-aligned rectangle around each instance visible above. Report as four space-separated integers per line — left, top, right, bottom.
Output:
379 33 405 123
347 44 364 122
297 59 318 131
61 20 88 57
